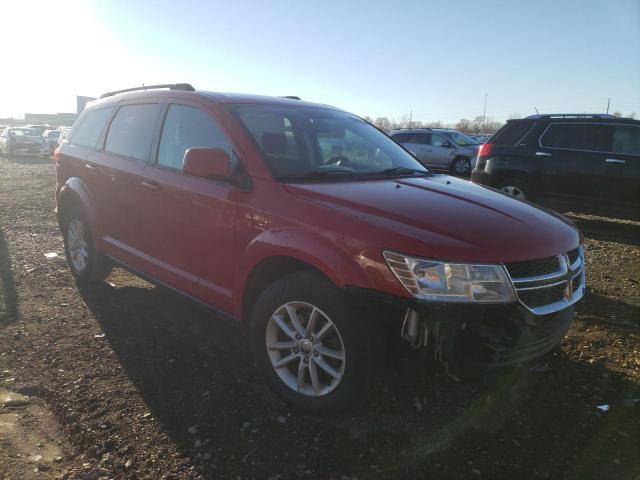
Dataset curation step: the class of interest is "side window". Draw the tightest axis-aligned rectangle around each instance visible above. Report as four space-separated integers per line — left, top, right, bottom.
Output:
105 104 160 161
612 125 640 155
407 133 430 144
392 133 408 143
157 104 232 170
70 107 114 148
540 123 611 151
430 134 448 147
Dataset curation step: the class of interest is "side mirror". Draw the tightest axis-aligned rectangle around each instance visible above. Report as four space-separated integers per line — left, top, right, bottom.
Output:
442 142 453 148
183 148 231 180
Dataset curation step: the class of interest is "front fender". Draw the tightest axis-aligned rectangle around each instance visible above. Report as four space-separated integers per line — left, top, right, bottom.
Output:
57 177 103 246
233 226 375 316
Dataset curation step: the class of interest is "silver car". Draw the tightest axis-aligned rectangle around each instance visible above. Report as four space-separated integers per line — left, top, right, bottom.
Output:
389 128 480 176
0 127 49 158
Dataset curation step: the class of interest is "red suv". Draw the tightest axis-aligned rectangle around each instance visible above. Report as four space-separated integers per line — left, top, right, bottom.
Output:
55 84 585 412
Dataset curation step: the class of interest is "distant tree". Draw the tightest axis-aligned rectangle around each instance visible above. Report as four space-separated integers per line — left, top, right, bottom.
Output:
455 119 472 133
374 117 392 132
362 116 374 124
628 112 636 119
508 113 521 119
612 111 622 117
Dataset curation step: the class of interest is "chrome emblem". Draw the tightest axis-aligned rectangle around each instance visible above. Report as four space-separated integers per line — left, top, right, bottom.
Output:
560 254 573 300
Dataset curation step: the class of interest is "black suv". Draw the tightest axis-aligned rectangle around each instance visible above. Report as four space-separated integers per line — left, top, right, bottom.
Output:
471 114 640 218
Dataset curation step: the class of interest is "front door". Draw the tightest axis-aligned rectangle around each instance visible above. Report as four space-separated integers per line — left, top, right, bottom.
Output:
429 133 455 169
404 132 432 167
139 102 238 311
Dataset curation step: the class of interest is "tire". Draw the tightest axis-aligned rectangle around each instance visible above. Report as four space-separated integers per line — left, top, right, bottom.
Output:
62 206 111 283
450 156 471 176
497 178 529 200
249 272 376 413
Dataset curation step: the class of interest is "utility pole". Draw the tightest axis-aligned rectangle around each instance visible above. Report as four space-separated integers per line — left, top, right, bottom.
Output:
409 110 413 129
606 98 611 114
482 93 488 133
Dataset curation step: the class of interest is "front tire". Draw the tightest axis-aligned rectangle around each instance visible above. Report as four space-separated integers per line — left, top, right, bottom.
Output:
62 206 111 283
249 272 376 413
497 178 529 200
450 156 471 176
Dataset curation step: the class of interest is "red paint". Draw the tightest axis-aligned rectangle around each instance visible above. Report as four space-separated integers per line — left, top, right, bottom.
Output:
56 90 581 322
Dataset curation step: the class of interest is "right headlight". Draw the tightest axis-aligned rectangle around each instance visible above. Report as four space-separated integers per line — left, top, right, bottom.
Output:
383 251 515 303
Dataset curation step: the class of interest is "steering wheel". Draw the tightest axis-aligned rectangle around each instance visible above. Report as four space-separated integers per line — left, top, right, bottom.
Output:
325 155 352 167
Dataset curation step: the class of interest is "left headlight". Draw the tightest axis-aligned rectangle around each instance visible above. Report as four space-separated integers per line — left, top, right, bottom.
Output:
383 251 515 303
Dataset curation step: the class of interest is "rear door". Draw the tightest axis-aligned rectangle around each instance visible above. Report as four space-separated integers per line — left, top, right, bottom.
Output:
537 122 613 203
139 101 238 311
91 102 162 270
429 133 455 169
608 124 640 209
404 132 432 167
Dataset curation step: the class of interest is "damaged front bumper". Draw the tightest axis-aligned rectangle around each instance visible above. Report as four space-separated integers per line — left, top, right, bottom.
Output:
347 287 576 369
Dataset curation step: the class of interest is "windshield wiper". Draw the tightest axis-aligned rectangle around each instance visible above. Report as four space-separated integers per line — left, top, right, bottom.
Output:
378 167 431 176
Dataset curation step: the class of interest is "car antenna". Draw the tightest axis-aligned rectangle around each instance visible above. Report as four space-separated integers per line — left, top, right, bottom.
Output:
534 107 539 114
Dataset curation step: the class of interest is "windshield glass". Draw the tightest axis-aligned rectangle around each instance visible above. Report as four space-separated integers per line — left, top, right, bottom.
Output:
233 105 428 181
444 130 479 146
10 128 38 137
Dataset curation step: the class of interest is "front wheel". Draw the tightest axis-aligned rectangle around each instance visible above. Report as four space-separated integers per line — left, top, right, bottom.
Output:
450 157 471 176
497 178 529 200
250 272 376 412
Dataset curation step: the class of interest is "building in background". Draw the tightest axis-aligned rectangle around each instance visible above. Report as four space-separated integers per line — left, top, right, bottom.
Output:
76 96 96 113
23 112 77 126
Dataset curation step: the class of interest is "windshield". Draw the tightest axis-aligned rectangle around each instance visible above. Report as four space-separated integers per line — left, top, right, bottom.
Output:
10 128 38 137
233 105 428 181
444 130 479 146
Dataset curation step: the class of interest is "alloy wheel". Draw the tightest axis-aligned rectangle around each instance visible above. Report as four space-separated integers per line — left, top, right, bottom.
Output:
67 218 89 272
500 185 526 199
265 301 346 397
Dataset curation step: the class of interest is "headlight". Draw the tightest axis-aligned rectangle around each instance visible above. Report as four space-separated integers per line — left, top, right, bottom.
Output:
383 251 515 303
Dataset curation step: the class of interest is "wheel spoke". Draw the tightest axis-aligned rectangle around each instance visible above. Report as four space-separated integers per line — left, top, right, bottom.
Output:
315 357 340 379
272 314 296 340
273 352 298 369
297 358 306 391
316 345 345 361
314 321 332 342
268 340 297 351
309 359 321 395
285 304 305 336
305 308 319 337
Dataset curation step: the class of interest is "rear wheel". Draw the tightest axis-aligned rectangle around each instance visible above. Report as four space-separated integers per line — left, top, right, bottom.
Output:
450 156 471 176
62 206 111 283
250 272 376 412
497 178 529 200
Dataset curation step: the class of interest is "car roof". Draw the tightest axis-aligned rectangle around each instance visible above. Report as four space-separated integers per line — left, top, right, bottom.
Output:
86 88 340 112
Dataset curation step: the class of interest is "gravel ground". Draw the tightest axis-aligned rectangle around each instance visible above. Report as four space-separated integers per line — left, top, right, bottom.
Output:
0 155 638 480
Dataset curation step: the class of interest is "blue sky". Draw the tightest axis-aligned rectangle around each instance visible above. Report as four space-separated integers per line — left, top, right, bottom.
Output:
2 0 639 122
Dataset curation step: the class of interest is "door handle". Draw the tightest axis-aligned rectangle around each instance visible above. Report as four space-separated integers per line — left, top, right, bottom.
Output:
141 179 161 191
535 152 552 157
84 163 98 172
605 158 626 164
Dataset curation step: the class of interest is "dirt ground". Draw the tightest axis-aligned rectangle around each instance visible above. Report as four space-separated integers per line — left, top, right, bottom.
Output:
0 155 638 480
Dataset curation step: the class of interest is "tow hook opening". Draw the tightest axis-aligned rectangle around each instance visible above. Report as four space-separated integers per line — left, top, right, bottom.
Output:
401 309 461 366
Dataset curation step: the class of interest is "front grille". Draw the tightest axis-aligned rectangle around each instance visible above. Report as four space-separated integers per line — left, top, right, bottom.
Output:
506 246 585 315
506 256 560 279
518 283 566 308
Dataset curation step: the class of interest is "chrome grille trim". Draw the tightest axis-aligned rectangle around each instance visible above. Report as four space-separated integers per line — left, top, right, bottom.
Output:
505 245 585 315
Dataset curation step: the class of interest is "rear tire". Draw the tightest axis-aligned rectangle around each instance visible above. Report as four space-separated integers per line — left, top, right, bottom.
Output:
497 178 529 200
249 272 376 413
62 206 111 283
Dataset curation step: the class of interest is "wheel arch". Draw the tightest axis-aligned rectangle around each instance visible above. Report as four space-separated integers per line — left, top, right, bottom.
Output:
56 177 102 244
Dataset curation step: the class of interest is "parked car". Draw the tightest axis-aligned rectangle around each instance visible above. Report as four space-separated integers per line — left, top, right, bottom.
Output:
389 128 480 176
0 127 49 157
42 129 62 154
471 114 640 218
55 84 585 412
26 124 50 135
57 127 71 146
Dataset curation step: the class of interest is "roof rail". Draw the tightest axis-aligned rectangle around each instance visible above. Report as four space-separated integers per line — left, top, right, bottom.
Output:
281 96 301 100
100 83 195 99
524 113 616 120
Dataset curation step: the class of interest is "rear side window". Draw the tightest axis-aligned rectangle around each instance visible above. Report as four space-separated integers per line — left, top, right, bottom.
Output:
105 104 160 161
391 133 408 143
430 134 449 147
406 132 430 144
70 107 113 148
157 104 232 170
612 125 640 155
540 123 611 151
491 120 535 146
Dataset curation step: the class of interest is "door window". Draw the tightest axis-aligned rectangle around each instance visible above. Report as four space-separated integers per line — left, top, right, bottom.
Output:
430 134 449 147
406 132 430 144
70 107 114 148
540 123 612 152
104 104 160 161
612 125 640 155
391 133 409 143
157 104 232 170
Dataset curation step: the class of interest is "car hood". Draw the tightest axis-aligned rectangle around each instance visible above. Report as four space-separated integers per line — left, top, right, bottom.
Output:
284 175 579 263
13 136 43 144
